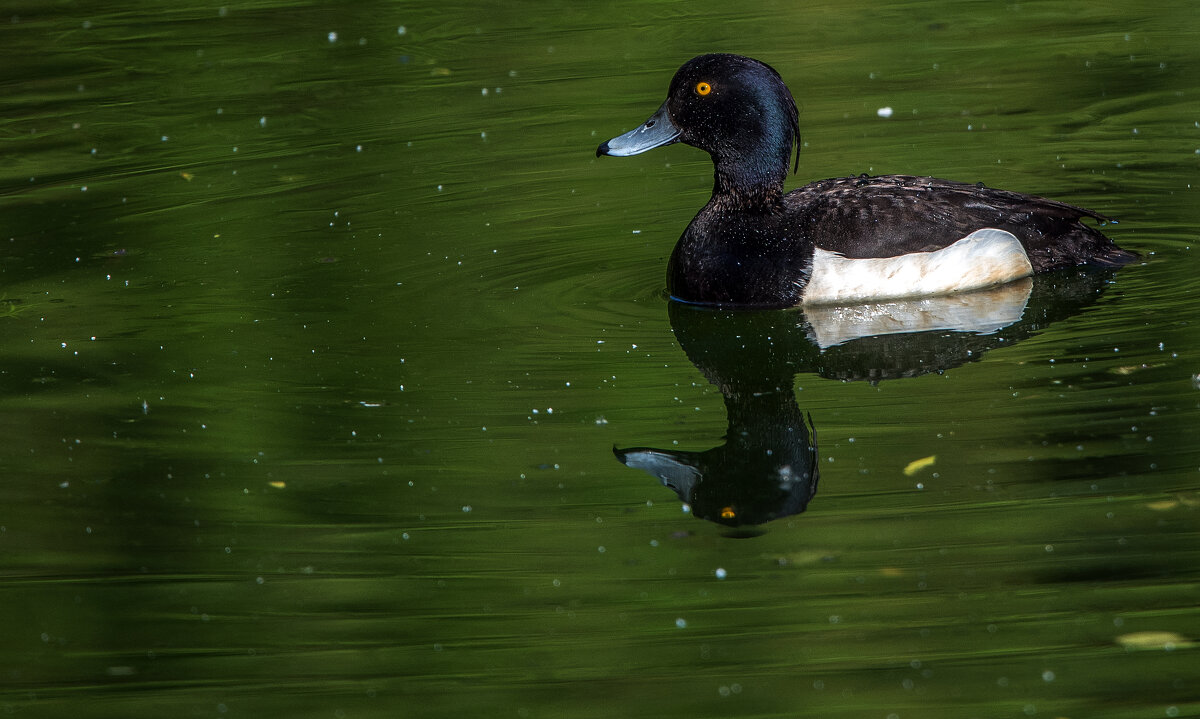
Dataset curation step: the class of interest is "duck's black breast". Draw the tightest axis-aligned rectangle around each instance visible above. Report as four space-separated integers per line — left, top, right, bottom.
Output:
668 198 814 307
784 175 1132 271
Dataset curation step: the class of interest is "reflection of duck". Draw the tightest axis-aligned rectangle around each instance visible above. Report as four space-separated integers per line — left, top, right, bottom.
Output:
616 388 818 530
596 54 1136 308
616 271 1117 530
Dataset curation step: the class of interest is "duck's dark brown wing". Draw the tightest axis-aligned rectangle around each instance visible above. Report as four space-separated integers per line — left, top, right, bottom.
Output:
785 175 1136 271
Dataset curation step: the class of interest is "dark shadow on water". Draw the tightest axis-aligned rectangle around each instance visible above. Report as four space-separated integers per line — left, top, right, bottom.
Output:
615 269 1118 534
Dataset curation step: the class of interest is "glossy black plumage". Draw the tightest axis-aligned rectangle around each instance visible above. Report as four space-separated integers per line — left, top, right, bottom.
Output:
596 53 1136 308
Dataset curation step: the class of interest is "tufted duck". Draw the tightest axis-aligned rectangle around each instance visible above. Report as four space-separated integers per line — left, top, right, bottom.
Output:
596 53 1136 308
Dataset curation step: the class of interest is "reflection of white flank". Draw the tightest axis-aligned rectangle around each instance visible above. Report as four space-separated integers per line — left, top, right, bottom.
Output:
802 228 1034 306
804 277 1033 349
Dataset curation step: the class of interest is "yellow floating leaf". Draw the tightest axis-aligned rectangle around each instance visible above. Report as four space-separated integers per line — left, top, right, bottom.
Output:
1109 363 1164 375
268 481 286 489
1175 491 1200 508
1115 631 1191 650
903 455 936 476
771 550 831 567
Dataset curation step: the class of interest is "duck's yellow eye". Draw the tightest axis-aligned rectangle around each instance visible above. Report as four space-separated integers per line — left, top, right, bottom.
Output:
720 506 736 519
696 81 712 96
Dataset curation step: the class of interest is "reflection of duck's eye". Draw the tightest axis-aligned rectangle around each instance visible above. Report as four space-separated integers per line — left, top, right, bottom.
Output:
720 506 736 519
695 81 712 96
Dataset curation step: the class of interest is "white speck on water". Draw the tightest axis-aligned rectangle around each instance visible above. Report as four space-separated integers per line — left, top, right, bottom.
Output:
397 26 406 35
1042 670 1056 682
481 87 488 96
715 568 727 579
327 31 337 43
675 618 687 629
877 106 893 118
259 116 267 127
461 505 471 513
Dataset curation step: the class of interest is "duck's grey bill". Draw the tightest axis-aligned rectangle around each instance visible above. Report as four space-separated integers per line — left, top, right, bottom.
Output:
596 101 680 157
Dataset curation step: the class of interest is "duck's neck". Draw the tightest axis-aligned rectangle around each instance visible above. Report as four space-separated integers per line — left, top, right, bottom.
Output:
709 142 791 210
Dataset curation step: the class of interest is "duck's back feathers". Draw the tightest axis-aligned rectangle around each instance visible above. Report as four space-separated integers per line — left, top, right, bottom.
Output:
787 175 1134 271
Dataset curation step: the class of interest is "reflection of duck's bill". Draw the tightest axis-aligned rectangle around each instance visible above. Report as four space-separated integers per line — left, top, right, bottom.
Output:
805 276 1033 349
613 446 700 497
596 101 681 157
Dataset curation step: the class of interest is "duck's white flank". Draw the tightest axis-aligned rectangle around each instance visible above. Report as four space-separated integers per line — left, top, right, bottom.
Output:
801 228 1034 306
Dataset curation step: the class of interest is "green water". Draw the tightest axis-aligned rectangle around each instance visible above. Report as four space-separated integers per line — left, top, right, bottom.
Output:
2 1 1199 718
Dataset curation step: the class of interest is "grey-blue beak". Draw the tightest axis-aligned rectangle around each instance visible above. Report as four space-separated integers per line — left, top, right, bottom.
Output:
596 100 681 157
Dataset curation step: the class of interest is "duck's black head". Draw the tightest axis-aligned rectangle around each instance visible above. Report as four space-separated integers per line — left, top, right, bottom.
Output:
597 54 801 202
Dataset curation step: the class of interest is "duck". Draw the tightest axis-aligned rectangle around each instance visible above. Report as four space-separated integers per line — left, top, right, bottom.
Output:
595 53 1136 308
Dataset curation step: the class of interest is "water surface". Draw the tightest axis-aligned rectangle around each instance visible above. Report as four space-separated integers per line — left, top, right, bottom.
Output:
2 2 1199 718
